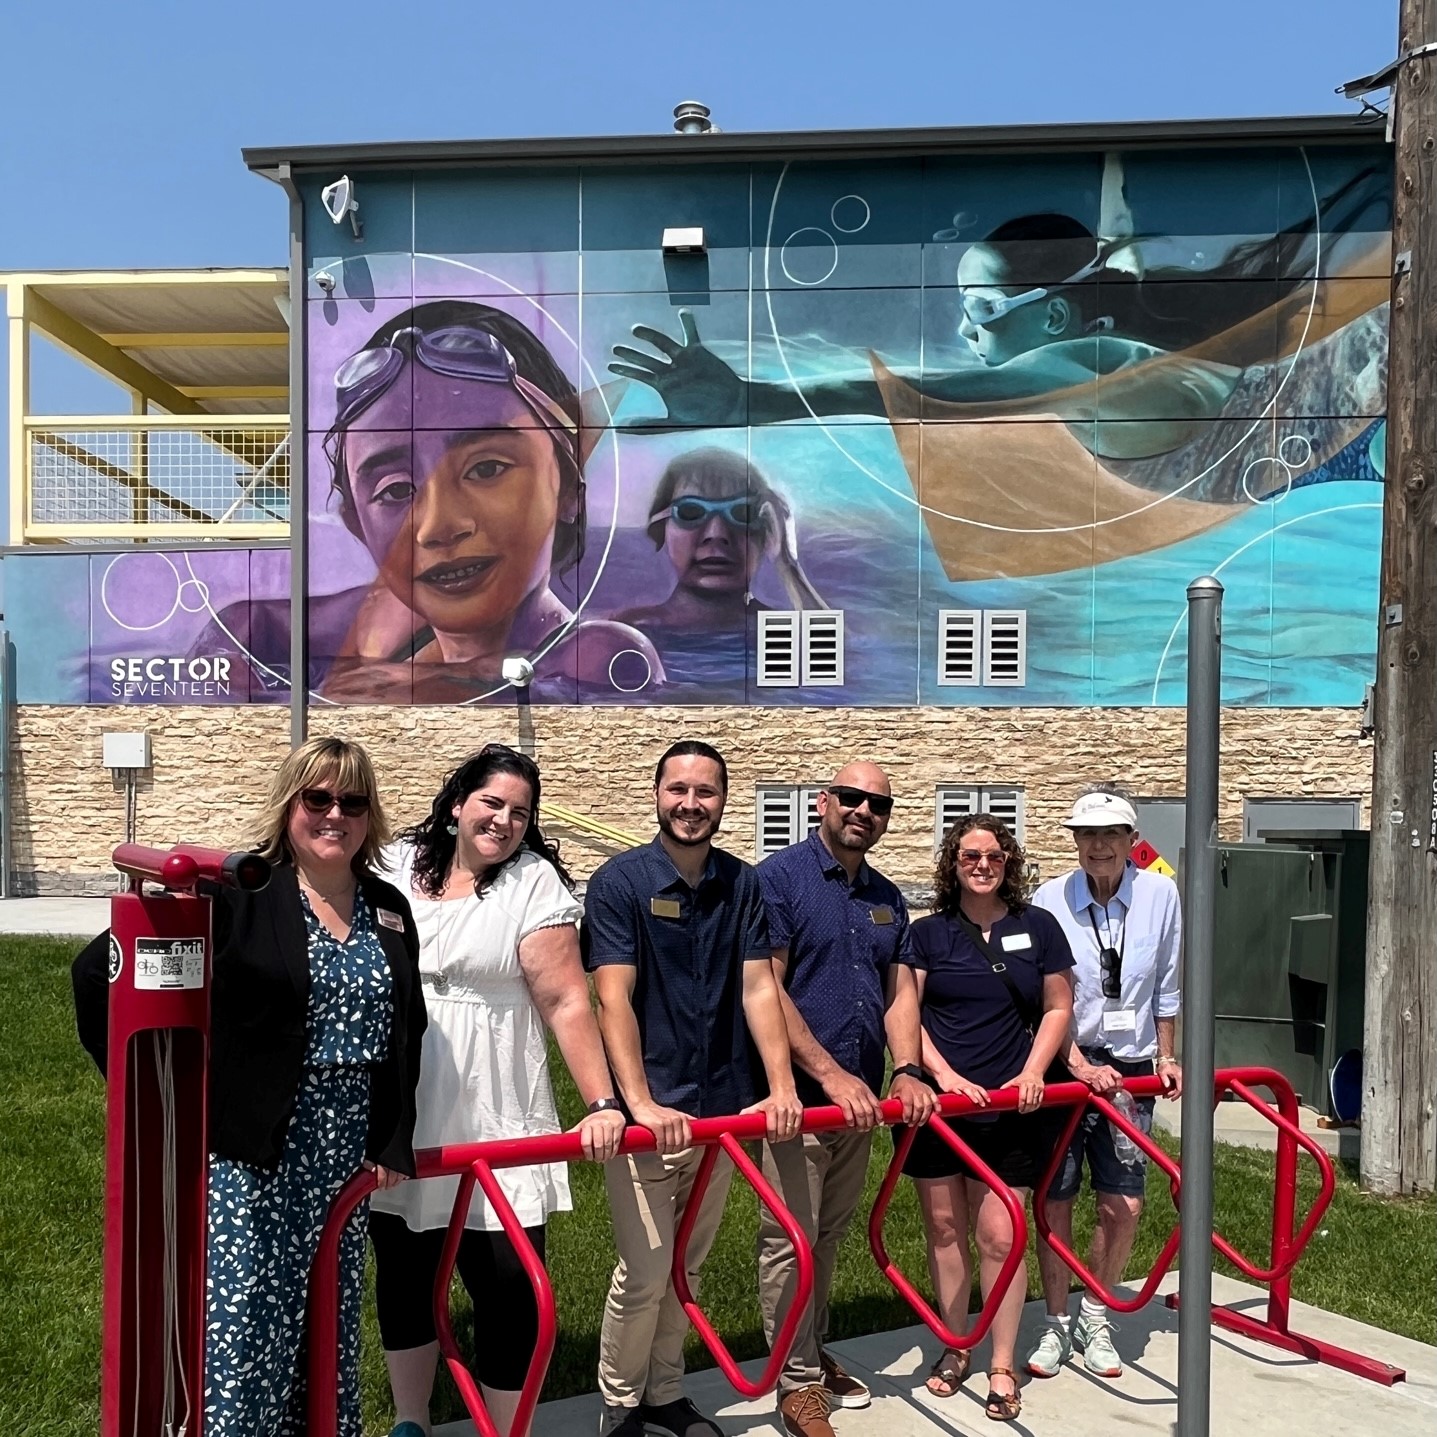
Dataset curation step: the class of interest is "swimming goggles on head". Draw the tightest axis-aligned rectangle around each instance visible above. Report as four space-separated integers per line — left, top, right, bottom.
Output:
649 494 760 530
958 247 1115 329
333 325 577 452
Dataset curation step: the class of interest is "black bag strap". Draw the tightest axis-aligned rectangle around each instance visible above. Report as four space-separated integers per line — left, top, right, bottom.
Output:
952 910 1040 1034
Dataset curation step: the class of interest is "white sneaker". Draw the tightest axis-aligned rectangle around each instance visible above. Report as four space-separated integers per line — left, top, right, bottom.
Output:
1025 1322 1072 1378
1072 1311 1122 1377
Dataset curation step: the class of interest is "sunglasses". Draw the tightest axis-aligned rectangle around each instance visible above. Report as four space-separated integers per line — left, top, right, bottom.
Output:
650 495 759 531
827 785 894 818
297 788 372 819
1099 945 1123 999
332 325 576 451
958 848 1007 867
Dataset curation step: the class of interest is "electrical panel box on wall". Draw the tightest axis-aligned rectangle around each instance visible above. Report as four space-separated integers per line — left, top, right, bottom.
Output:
102 732 152 771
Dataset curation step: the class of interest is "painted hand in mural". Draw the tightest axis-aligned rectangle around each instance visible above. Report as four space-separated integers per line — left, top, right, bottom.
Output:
608 310 747 427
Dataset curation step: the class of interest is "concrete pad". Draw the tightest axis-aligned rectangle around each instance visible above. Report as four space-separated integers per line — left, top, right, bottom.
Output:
436 1273 1433 1437
0 896 109 937
1154 1093 1360 1166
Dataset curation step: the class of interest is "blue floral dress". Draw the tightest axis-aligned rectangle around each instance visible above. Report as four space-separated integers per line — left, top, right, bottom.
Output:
204 890 393 1437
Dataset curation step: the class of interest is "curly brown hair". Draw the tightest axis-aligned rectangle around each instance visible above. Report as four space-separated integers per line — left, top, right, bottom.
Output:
932 813 1028 917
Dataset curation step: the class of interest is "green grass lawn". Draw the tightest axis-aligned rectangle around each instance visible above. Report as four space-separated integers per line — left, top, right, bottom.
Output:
3 935 1433 1436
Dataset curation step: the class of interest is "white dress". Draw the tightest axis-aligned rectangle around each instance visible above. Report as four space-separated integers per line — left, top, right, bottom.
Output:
370 843 583 1232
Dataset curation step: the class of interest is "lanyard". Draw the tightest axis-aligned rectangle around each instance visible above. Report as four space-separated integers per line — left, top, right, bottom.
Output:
1087 902 1125 963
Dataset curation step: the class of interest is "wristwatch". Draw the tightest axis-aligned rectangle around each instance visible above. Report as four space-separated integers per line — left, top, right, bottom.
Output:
587 1097 624 1115
891 1064 926 1083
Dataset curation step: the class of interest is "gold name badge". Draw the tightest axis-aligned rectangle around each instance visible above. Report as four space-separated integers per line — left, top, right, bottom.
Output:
869 906 894 926
650 897 683 919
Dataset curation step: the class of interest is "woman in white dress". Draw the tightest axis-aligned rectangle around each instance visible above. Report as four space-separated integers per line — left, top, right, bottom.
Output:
370 744 627 1437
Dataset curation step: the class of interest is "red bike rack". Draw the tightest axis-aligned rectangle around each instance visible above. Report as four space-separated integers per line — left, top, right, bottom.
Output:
868 1114 1029 1349
302 1068 1406 1437
671 1131 815 1399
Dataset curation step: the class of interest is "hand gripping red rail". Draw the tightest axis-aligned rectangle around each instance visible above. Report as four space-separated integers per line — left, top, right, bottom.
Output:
303 1067 1402 1437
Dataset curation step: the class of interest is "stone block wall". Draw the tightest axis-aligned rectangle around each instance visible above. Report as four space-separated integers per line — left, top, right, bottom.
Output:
7 703 1372 894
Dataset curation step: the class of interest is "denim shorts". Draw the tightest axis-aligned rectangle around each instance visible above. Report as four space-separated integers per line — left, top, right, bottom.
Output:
1048 1050 1155 1200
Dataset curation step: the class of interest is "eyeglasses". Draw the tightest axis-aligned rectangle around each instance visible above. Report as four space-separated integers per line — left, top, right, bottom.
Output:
1099 945 1123 999
332 325 577 452
297 788 371 818
827 785 894 818
958 848 1007 867
650 495 758 530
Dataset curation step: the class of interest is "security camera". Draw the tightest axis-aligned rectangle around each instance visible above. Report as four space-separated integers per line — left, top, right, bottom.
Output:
314 270 337 296
320 175 363 240
501 656 535 687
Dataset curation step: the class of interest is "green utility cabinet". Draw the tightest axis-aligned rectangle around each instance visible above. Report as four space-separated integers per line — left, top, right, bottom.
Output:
1204 830 1368 1114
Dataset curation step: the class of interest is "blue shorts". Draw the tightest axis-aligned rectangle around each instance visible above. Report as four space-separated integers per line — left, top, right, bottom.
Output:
1048 1051 1155 1201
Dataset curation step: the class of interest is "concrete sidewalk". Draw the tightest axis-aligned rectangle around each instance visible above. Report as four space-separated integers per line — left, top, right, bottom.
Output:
438 1272 1433 1437
0 896 109 937
1153 1089 1360 1165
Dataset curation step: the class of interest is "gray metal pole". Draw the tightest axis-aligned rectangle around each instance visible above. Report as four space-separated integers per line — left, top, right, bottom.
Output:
1177 575 1222 1437
278 162 309 749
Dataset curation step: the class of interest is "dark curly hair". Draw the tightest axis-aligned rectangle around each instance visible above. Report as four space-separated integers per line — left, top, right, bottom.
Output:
400 744 573 900
932 813 1028 917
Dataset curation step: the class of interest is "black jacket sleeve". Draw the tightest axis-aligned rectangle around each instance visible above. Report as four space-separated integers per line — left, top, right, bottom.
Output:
367 880 427 1175
72 931 113 1077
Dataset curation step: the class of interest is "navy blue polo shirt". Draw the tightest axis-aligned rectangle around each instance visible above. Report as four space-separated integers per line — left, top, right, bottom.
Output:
582 837 771 1118
904 906 1074 1090
758 830 911 1105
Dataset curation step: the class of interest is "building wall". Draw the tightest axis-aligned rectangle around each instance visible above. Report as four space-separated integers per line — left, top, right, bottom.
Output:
10 702 1371 895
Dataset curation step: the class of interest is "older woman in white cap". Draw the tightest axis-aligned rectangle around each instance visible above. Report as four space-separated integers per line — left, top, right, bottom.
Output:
1025 784 1182 1383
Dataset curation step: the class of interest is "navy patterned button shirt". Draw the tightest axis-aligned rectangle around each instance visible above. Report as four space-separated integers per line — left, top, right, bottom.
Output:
757 829 912 1105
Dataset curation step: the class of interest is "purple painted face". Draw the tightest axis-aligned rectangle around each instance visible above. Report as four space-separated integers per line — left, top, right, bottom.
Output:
342 365 565 637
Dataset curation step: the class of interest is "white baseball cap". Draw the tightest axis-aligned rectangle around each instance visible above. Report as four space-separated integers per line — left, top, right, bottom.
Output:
1063 791 1138 830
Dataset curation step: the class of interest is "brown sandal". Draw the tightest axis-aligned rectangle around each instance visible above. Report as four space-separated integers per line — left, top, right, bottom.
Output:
984 1367 1022 1422
925 1348 971 1397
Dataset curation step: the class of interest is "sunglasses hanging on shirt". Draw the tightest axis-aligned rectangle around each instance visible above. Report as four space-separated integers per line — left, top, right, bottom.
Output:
1089 906 1124 999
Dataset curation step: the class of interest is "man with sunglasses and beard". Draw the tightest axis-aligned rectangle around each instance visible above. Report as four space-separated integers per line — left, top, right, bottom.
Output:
585 741 802 1437
1025 785 1182 1383
754 764 936 1437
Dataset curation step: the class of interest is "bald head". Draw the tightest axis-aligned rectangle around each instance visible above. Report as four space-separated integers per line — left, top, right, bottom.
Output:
817 761 893 861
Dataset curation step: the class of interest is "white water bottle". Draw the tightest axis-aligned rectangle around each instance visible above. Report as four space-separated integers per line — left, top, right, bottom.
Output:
1109 1088 1143 1166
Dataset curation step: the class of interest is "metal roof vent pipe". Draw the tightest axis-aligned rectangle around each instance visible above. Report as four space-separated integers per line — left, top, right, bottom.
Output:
673 101 718 135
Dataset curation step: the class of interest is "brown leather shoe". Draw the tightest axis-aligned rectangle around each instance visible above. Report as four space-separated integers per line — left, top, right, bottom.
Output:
779 1385 835 1437
819 1350 871 1409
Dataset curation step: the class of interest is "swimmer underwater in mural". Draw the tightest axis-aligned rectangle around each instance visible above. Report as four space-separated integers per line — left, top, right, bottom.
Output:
612 447 828 632
321 301 663 701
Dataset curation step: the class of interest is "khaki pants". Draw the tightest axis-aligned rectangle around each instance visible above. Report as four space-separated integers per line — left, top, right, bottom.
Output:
757 1127 874 1395
599 1146 734 1408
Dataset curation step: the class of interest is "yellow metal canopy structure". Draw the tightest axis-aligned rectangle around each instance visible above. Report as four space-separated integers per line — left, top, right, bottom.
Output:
5 268 290 543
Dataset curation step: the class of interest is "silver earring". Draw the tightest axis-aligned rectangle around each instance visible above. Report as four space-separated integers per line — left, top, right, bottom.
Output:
446 821 459 836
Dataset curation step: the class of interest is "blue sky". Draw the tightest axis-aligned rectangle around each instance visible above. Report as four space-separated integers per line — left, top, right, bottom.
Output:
0 0 1392 529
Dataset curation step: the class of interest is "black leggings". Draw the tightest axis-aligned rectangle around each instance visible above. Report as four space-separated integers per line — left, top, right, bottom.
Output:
369 1210 546 1392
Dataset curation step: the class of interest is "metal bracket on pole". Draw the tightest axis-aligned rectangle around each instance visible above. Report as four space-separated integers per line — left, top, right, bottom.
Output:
1177 575 1222 1437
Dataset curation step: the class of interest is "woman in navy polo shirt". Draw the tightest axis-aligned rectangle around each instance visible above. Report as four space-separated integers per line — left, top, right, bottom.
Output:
901 814 1074 1422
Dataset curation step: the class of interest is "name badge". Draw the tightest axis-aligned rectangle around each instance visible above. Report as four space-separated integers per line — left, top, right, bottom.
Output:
1000 932 1033 952
1103 1008 1138 1033
650 897 683 920
377 908 405 932
869 906 894 926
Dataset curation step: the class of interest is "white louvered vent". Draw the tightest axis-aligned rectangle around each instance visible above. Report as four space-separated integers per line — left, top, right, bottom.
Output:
983 610 1027 686
801 610 844 686
934 785 1026 850
756 785 824 856
756 611 799 687
937 610 981 686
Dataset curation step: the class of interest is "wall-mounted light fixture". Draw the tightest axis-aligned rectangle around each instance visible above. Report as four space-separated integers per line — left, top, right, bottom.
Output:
320 175 363 240
661 227 706 255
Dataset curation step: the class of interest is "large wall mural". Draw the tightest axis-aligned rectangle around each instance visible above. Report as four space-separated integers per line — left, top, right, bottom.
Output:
3 141 1390 709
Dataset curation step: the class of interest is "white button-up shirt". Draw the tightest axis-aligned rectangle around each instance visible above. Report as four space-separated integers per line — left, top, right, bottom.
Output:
1031 862 1181 1060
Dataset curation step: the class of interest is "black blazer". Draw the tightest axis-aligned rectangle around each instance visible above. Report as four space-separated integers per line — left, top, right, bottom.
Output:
72 865 427 1174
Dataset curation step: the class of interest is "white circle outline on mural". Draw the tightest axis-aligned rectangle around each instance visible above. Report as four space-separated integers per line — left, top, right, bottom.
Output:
830 195 871 234
1241 432 1313 506
178 579 211 614
1278 432 1313 471
607 649 654 694
780 228 840 286
100 553 185 632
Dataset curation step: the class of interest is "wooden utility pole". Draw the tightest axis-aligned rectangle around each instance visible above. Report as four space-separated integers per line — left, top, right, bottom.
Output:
1362 0 1437 1195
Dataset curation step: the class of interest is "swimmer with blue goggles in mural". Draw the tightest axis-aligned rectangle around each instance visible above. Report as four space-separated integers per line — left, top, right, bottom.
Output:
321 301 663 702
